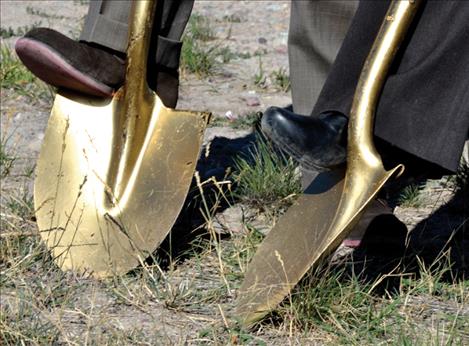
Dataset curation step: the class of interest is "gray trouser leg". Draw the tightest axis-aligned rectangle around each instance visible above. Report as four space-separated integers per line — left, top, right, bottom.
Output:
80 0 193 54
80 0 131 53
288 0 358 115
79 0 194 107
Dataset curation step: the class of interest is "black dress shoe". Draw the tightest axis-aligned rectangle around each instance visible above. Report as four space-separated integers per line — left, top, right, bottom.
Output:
261 106 348 171
15 28 125 97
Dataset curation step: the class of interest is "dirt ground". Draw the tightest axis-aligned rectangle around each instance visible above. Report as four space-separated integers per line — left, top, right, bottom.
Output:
1 1 468 345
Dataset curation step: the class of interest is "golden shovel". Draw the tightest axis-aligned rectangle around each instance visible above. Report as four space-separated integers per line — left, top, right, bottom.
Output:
34 0 209 277
236 0 422 325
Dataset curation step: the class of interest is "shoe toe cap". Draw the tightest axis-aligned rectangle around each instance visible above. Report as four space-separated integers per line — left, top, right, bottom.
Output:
261 106 289 131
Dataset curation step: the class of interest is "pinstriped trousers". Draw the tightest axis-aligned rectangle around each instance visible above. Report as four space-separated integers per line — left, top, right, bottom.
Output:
78 0 194 107
79 0 194 67
289 0 359 116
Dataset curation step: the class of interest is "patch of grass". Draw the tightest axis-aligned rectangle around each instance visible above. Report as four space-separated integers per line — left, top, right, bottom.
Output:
233 134 301 210
209 112 261 129
271 67 291 92
222 14 243 23
187 14 216 42
1 306 60 345
284 264 391 340
398 183 423 207
72 0 90 5
0 22 42 39
237 51 252 59
181 15 218 76
181 14 235 76
26 7 67 20
454 161 469 197
253 57 267 89
181 36 218 76
275 253 468 344
254 48 268 57
229 111 261 130
0 134 16 178
216 46 236 64
4 189 34 222
0 44 55 102
222 223 265 281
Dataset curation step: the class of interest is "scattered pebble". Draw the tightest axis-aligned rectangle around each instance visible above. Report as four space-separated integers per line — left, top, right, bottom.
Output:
244 96 261 107
225 110 237 120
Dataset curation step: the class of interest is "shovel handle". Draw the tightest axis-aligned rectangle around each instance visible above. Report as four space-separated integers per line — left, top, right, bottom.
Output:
124 0 157 96
348 0 423 162
109 0 158 200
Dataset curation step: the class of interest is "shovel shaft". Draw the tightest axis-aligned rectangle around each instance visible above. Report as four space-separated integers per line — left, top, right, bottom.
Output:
125 0 157 94
236 0 423 327
349 0 422 163
108 0 159 201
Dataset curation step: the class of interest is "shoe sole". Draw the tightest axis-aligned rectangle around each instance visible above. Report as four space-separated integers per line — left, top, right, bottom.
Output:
15 38 114 97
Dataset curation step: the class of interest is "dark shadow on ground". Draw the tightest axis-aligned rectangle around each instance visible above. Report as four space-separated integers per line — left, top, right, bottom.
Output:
347 184 468 292
151 131 259 268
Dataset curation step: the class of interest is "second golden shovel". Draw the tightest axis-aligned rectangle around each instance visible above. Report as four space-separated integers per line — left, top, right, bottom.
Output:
34 0 210 277
236 0 422 325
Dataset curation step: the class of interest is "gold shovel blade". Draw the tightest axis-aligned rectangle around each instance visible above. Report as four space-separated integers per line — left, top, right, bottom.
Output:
34 92 208 276
236 0 420 325
33 0 210 277
236 164 403 325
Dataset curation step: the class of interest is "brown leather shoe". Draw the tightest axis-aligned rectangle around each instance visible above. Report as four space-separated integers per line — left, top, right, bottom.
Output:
15 28 125 97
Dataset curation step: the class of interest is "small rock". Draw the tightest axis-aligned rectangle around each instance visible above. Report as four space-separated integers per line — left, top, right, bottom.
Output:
274 45 288 54
225 110 237 121
258 37 267 44
244 96 261 107
220 71 234 78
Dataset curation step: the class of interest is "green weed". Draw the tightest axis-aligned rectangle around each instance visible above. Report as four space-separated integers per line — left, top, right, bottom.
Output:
187 14 216 42
181 14 235 76
0 22 42 39
181 37 217 76
233 134 301 210
0 44 55 102
454 161 469 197
222 14 243 23
26 7 67 20
210 112 261 130
271 67 291 92
72 0 90 5
0 134 16 178
276 253 468 344
398 183 423 207
217 46 236 64
253 57 267 89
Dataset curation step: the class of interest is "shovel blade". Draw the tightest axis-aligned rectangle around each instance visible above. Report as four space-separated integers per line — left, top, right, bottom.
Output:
34 91 209 277
236 168 344 324
236 163 402 325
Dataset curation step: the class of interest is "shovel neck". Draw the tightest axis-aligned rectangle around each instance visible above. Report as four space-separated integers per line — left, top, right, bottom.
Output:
123 0 157 96
107 0 158 202
348 0 422 160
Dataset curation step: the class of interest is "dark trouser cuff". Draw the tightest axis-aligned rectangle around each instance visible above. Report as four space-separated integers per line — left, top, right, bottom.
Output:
154 35 183 70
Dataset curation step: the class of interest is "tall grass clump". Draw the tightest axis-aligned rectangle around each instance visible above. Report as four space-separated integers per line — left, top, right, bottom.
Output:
274 251 468 344
398 183 423 207
181 15 217 76
0 44 54 102
0 133 16 178
233 135 301 210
